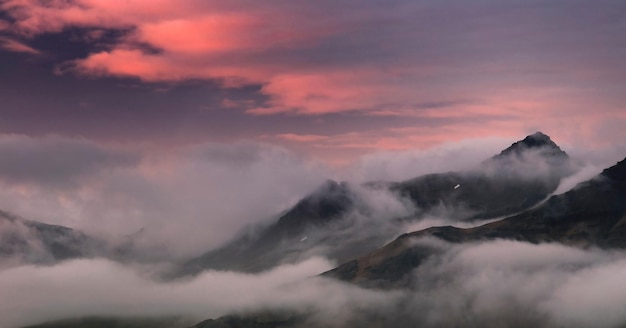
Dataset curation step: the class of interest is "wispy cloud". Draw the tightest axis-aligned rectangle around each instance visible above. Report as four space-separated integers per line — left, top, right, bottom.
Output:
0 136 329 258
273 133 329 142
0 36 40 54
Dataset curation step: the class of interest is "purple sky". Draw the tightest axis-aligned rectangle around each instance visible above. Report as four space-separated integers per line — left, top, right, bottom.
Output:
0 0 624 163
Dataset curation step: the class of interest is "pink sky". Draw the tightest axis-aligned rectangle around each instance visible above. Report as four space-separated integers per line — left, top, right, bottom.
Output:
0 0 625 164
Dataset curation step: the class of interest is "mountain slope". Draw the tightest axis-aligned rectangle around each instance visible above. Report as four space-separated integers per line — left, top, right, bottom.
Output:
393 131 572 220
324 157 626 288
179 180 358 275
0 210 105 265
178 132 574 276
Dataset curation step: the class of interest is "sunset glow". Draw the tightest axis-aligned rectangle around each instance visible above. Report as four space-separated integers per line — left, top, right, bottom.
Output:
0 0 624 160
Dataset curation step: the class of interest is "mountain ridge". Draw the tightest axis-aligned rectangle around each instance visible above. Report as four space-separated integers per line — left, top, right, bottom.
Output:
323 156 626 288
177 132 576 276
0 210 105 264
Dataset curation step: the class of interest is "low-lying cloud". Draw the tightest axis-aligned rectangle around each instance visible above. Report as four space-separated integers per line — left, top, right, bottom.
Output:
0 257 336 328
390 239 626 328
2 240 626 328
0 136 328 258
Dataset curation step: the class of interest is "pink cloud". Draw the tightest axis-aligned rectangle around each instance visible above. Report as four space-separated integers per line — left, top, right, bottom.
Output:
1 0 624 155
0 37 40 54
3 0 412 115
137 15 261 54
273 134 329 142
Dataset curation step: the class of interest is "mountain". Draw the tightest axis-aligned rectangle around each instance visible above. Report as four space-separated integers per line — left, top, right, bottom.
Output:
0 131 576 277
178 155 626 328
0 210 105 265
21 316 192 328
191 312 305 328
0 132 570 275
392 131 572 221
177 132 574 276
324 156 626 288
178 180 357 275
492 131 568 159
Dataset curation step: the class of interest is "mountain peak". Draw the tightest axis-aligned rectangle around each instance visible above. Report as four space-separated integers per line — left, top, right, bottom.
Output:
525 131 550 141
494 131 568 159
521 131 553 147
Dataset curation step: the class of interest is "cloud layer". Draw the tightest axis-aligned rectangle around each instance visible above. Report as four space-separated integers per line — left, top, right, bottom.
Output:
391 239 626 328
3 240 626 328
0 135 328 258
0 257 336 327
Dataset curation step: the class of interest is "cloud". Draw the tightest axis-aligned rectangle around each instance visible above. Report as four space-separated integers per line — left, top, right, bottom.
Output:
551 163 605 196
264 125 531 166
3 240 626 328
0 36 40 54
347 136 512 182
302 239 626 328
0 135 138 188
543 258 626 327
0 257 337 328
273 134 329 143
393 240 626 327
0 139 329 258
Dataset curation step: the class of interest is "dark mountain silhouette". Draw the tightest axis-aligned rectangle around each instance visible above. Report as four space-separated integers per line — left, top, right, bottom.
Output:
0 211 150 266
0 210 104 264
177 180 356 274
324 157 626 288
392 131 572 221
191 312 305 328
184 155 626 328
492 131 567 159
178 132 574 276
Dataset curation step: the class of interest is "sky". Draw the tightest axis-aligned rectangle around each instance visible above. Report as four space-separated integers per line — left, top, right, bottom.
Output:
0 0 624 163
0 0 626 256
